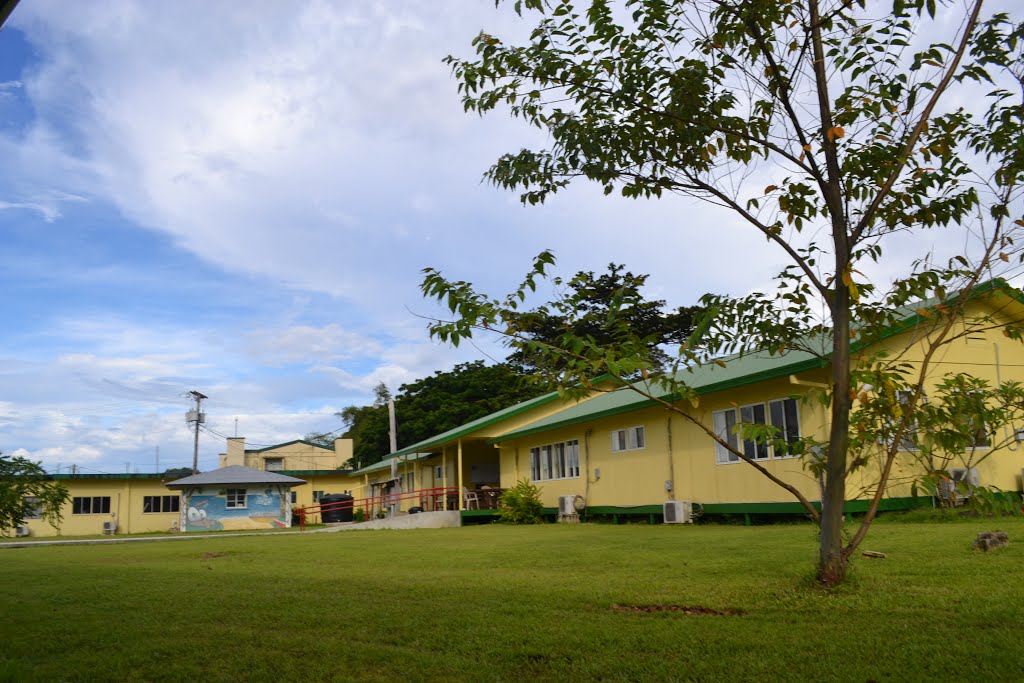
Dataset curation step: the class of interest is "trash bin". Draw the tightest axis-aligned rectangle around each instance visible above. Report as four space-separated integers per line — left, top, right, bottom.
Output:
320 493 354 523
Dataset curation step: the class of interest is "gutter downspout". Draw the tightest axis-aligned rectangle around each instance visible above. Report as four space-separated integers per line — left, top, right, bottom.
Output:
666 415 676 502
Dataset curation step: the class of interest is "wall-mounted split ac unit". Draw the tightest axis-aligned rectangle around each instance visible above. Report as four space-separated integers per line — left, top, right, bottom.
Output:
102 521 118 535
663 501 693 524
14 526 30 537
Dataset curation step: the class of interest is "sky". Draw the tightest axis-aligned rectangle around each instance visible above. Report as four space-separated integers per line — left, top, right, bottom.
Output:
0 1 1015 474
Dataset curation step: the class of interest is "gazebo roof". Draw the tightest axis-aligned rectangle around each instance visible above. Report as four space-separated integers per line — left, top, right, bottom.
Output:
165 465 306 489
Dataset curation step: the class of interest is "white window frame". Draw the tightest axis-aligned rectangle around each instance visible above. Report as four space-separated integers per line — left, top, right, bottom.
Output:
714 399 802 464
610 426 646 453
264 457 284 471
72 496 111 515
225 489 247 509
713 408 740 464
738 403 770 461
768 397 802 459
143 495 180 514
23 496 42 520
529 439 581 482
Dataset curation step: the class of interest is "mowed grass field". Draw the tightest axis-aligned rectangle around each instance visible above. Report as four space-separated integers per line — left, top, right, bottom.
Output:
2 519 1023 682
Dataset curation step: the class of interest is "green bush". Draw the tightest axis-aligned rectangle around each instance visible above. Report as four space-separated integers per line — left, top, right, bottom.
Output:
353 508 366 523
499 479 544 524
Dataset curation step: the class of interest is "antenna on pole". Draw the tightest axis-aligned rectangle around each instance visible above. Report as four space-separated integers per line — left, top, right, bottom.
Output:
186 390 208 475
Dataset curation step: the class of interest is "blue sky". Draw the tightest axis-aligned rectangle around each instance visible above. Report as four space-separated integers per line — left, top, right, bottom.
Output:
0 1 1015 473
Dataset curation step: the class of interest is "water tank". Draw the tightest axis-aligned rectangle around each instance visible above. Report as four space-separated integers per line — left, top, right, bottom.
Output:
320 493 354 523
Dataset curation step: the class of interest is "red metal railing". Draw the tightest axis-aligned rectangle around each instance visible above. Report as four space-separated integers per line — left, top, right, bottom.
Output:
294 486 461 531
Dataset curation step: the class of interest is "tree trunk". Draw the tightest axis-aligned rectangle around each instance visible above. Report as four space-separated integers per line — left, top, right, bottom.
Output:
819 271 852 586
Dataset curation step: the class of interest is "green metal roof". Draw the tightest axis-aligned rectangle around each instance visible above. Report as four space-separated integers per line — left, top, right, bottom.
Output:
387 391 564 458
248 439 336 453
49 473 171 480
350 453 433 476
491 348 823 443
278 469 354 477
492 278 1024 443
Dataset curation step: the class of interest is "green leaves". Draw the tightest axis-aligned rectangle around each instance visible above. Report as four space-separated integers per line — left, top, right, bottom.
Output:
0 453 70 532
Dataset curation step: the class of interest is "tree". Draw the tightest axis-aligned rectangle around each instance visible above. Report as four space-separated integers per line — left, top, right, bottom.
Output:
0 452 70 534
426 0 1024 585
396 361 545 443
161 467 195 479
326 367 547 470
507 263 706 373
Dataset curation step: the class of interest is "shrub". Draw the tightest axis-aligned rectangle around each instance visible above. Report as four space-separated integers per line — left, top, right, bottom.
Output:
499 479 544 524
353 508 366 523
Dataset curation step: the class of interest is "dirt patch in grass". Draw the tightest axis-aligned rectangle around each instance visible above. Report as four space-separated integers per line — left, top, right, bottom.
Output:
611 604 744 616
200 552 227 560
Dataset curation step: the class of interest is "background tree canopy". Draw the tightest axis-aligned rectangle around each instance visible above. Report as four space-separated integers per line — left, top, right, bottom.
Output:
317 264 704 470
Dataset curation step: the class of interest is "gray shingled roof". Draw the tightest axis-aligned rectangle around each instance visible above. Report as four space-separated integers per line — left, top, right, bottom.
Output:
165 465 307 489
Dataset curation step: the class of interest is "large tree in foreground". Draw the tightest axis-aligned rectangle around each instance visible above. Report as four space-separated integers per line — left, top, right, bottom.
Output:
0 453 69 534
424 0 1024 585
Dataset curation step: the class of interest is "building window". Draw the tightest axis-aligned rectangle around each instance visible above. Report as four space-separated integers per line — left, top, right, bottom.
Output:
72 496 111 515
23 496 41 520
290 491 297 504
610 426 645 452
529 439 580 482
313 490 325 503
769 398 801 457
265 458 284 471
225 489 247 509
143 496 180 514
715 399 801 464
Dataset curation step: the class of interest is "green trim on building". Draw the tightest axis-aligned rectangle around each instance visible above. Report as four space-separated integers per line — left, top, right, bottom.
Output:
278 469 354 477
388 392 564 458
49 473 171 480
350 453 433 477
388 374 623 459
248 439 337 453
459 497 930 521
491 279 1024 444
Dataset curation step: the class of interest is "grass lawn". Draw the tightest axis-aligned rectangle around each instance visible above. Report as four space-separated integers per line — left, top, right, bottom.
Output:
2 519 1022 682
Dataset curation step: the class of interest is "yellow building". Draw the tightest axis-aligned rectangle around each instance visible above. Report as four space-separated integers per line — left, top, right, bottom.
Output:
487 281 1024 521
381 378 618 513
16 474 190 538
13 283 1023 537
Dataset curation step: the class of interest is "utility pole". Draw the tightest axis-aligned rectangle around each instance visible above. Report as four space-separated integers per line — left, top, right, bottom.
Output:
187 390 207 475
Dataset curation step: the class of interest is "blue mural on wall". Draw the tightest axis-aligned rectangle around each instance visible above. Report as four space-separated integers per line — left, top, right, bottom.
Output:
183 487 290 532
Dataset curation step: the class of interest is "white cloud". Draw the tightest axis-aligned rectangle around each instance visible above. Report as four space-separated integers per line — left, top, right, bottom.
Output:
244 323 381 366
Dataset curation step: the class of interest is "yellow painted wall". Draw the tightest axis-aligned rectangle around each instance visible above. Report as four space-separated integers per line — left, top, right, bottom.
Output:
498 296 1024 509
219 438 353 471
17 478 183 538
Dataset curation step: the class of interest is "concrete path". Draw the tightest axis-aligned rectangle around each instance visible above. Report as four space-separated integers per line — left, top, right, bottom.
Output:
0 511 462 549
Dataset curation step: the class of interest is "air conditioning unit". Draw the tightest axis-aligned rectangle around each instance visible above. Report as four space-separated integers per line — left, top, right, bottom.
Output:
102 521 118 535
558 495 576 516
663 500 693 524
558 495 582 523
15 526 30 537
938 468 980 507
951 467 980 486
